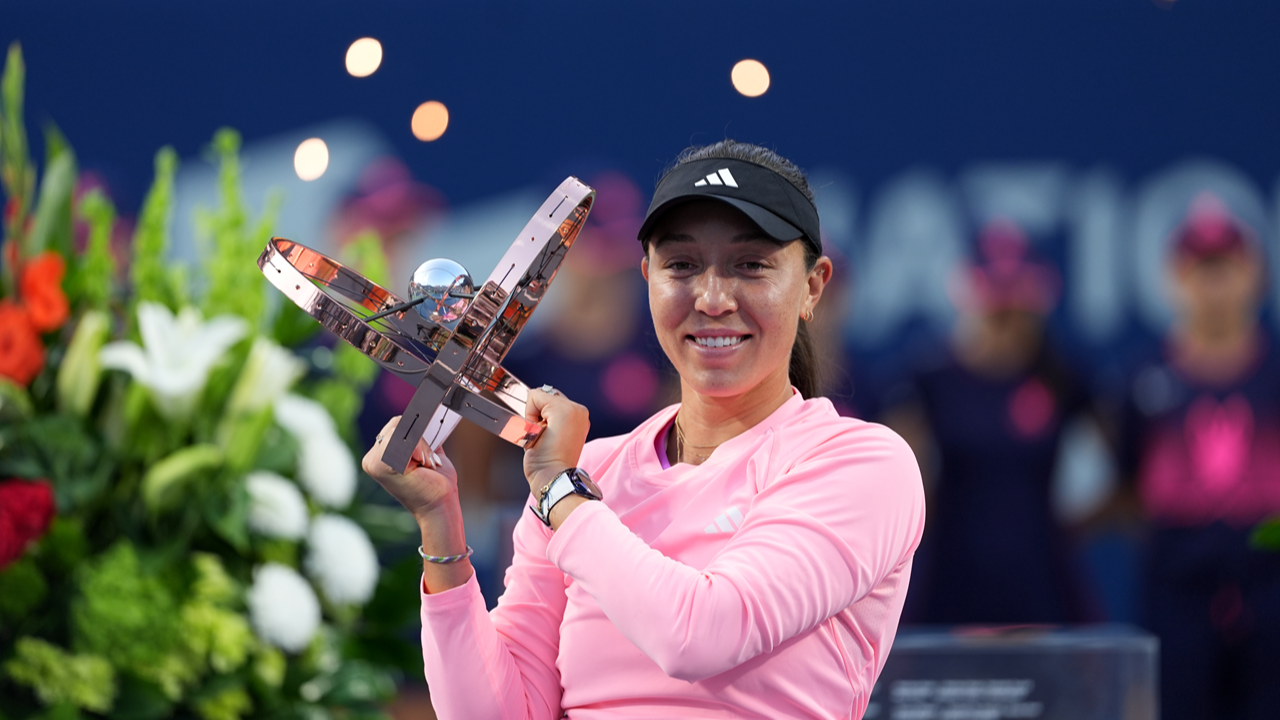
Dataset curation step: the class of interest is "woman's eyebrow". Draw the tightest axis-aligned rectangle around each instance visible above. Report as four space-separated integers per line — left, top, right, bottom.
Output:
651 233 696 248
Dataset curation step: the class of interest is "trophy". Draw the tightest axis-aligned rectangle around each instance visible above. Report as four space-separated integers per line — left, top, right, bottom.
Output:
258 177 595 472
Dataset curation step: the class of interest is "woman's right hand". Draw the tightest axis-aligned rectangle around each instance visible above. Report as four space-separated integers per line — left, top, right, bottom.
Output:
361 415 459 523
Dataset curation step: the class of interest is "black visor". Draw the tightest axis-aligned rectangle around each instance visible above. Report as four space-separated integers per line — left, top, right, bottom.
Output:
637 158 822 257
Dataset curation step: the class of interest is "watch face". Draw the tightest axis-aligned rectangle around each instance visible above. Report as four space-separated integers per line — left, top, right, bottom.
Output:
570 468 603 501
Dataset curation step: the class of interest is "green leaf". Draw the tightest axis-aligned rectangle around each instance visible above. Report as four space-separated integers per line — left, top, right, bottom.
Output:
218 405 274 476
0 376 34 421
204 478 250 552
271 301 322 348
0 556 48 622
107 675 171 720
56 310 110 418
141 444 223 514
1252 515 1280 551
0 414 109 513
38 517 89 576
24 126 77 257
317 660 395 706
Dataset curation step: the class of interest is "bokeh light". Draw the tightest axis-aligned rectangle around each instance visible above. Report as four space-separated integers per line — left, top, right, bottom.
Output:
345 38 383 77
411 101 450 142
731 59 771 97
294 138 329 181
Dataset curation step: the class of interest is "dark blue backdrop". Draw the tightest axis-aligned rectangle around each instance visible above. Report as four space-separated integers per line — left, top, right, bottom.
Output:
5 0 1279 211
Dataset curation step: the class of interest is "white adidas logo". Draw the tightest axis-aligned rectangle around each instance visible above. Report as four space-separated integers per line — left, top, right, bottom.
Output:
694 169 739 188
704 506 745 534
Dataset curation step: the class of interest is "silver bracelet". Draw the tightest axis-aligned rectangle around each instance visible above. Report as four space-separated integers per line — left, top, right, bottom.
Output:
418 545 474 564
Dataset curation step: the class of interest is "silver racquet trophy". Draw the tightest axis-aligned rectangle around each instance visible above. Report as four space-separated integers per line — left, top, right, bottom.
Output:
258 177 595 472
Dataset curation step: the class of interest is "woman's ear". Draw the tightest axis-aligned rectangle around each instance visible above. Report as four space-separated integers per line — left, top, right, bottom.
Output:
641 254 650 282
805 256 834 312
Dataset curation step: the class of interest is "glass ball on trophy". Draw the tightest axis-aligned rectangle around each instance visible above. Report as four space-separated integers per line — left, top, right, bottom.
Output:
408 259 474 324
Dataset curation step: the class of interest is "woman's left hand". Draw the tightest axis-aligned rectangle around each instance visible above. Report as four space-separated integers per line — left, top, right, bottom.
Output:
523 387 590 495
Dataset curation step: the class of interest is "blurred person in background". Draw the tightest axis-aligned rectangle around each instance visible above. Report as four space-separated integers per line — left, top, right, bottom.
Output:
1114 196 1280 720
882 220 1096 625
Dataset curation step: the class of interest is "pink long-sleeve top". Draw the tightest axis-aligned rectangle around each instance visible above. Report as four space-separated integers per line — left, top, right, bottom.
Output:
420 392 926 719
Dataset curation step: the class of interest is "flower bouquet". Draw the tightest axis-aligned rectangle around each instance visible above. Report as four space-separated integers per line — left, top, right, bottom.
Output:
0 44 423 720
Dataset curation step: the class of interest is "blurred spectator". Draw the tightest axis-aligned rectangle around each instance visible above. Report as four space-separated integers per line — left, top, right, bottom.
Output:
882 220 1097 624
1113 195 1280 720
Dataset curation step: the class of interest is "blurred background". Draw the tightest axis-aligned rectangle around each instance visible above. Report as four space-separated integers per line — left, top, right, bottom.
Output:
5 0 1280 718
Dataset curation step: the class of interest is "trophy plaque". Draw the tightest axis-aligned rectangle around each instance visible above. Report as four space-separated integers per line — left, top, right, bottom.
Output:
258 176 595 472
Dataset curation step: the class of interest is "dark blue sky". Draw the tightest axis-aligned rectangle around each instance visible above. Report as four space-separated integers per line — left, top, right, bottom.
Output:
5 0 1279 213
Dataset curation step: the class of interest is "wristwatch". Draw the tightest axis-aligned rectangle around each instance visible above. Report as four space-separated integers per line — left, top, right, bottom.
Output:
531 468 603 526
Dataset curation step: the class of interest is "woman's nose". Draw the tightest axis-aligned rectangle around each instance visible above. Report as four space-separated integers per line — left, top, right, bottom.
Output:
693 270 737 316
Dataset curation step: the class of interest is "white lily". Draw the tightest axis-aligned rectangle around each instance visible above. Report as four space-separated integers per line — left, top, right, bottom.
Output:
99 302 249 420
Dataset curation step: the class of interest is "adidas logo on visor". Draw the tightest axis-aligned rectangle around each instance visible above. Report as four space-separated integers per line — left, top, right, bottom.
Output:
694 169 739 188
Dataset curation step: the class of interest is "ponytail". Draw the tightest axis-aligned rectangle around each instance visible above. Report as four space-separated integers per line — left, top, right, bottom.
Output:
789 319 823 399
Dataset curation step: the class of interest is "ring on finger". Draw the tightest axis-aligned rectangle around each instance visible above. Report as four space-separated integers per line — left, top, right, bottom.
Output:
540 384 560 397
376 433 384 444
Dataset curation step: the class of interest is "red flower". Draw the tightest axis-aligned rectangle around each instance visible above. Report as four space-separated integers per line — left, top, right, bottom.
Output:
0 301 45 386
19 251 69 332
0 478 56 569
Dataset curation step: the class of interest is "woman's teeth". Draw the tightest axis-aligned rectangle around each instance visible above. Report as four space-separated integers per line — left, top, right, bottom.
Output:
694 336 745 348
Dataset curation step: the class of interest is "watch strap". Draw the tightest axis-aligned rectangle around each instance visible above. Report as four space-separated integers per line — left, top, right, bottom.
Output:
532 468 600 526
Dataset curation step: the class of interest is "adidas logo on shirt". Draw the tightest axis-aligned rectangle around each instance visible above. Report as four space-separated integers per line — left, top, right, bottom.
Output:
694 169 739 188
704 506 745 534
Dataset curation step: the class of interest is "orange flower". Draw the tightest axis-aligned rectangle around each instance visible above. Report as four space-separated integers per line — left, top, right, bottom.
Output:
19 251 69 332
0 301 45 386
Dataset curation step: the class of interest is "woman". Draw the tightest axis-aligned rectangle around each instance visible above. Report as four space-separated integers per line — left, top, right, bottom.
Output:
883 221 1095 625
1115 197 1280 719
363 141 925 719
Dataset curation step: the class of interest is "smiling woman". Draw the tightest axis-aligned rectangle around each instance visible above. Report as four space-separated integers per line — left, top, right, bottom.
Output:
362 140 925 720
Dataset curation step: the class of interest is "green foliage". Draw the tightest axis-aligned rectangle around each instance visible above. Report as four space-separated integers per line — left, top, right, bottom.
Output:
72 190 117 311
181 604 254 674
0 557 48 622
0 46 417 720
4 637 116 713
1252 515 1280 551
141 445 223 514
56 311 109 418
26 126 76 258
199 129 274 330
191 681 252 720
1 44 36 291
71 545 191 699
130 147 180 312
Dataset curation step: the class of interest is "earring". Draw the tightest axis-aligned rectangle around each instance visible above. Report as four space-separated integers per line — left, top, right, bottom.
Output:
803 309 814 322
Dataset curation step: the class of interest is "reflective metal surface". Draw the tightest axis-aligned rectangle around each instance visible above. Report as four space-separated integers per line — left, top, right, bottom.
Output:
409 258 474 324
257 176 595 472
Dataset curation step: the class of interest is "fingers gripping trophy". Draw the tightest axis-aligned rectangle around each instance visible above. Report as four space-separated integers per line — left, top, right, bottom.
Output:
257 177 595 473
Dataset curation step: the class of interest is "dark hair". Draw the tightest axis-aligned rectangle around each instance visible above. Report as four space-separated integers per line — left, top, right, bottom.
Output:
646 140 824 399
